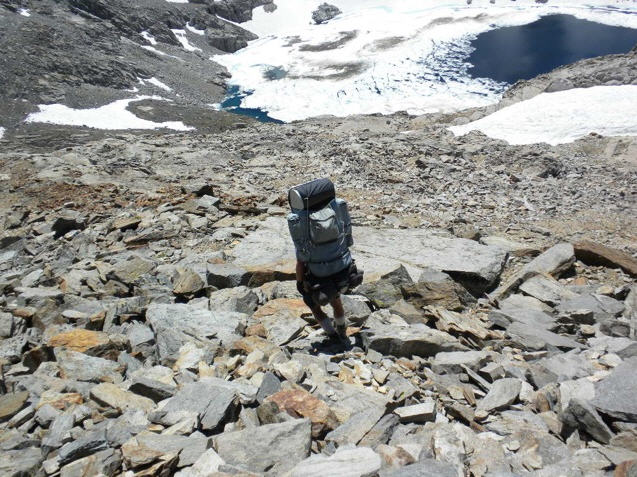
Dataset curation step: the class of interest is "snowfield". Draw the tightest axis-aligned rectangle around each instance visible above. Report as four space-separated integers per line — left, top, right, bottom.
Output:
214 0 637 122
25 97 193 131
449 85 637 145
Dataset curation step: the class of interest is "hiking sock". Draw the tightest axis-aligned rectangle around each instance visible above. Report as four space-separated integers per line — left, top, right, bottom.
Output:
333 314 346 326
318 317 336 336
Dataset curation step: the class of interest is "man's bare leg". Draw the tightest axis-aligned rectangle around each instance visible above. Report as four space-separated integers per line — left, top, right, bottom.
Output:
330 296 347 340
311 304 336 335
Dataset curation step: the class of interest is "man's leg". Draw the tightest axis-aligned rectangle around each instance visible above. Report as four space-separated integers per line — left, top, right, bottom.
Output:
310 304 336 336
330 296 347 340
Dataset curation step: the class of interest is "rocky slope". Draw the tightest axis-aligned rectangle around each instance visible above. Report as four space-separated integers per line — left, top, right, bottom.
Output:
1 2 637 477
0 147 636 475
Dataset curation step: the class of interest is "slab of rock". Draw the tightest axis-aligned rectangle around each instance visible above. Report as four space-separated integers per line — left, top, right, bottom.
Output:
362 323 465 358
562 398 613 444
129 377 177 403
173 269 205 296
42 412 74 450
58 429 108 465
477 378 522 412
146 303 245 364
593 357 637 422
325 406 386 447
394 399 437 423
575 240 637 277
173 449 225 477
0 391 29 422
256 371 281 404
157 381 237 431
54 348 123 383
518 274 578 306
488 306 555 329
290 446 381 477
480 235 540 256
359 414 400 448
122 431 208 468
492 242 575 300
403 268 476 311
209 286 259 314
506 322 581 350
59 448 121 477
229 218 507 294
206 263 250 289
48 329 123 357
432 350 489 374
266 389 339 438
90 383 155 413
110 257 155 285
557 293 625 321
379 459 460 477
0 447 42 477
214 418 311 474
357 265 413 309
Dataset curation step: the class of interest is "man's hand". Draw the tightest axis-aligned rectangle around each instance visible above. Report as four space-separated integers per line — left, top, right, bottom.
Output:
296 280 306 295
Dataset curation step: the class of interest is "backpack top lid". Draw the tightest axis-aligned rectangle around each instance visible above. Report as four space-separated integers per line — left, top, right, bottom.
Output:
288 178 335 211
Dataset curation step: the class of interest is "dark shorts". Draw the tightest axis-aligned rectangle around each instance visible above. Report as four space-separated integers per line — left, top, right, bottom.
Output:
301 261 364 308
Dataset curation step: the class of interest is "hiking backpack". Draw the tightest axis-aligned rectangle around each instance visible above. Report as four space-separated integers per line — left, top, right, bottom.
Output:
287 178 354 278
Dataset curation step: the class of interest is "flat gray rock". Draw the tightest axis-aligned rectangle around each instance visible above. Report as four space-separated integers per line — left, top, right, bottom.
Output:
146 303 246 364
209 286 259 314
215 418 311 474
518 274 577 306
477 378 522 412
228 218 507 294
593 357 637 422
325 407 386 447
394 400 437 423
54 348 122 383
379 459 460 477
562 398 613 444
58 429 108 465
289 446 381 477
492 242 575 299
157 381 237 432
506 322 581 350
362 322 466 358
58 448 121 477
123 431 209 468
0 447 42 477
432 350 489 374
557 294 625 321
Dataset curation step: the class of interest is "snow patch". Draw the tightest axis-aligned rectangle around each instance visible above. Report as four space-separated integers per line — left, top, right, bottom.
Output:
141 31 157 45
18 8 31 17
165 0 189 3
171 29 202 52
186 23 205 35
449 85 637 146
140 45 183 61
215 0 637 122
25 96 193 131
0 127 5 139
140 77 172 91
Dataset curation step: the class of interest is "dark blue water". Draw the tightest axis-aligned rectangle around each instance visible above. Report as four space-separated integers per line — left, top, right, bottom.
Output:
468 14 637 84
220 85 283 123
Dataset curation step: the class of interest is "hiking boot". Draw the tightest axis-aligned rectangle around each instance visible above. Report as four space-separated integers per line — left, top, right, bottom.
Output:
335 324 348 342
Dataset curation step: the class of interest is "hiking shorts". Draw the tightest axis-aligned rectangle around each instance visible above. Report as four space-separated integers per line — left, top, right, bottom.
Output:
301 261 364 308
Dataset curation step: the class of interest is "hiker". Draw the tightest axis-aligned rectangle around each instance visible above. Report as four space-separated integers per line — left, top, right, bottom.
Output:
287 178 363 341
